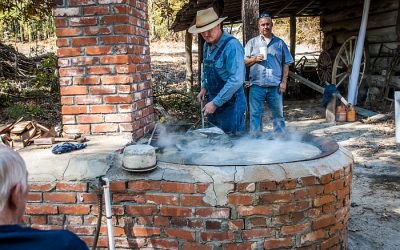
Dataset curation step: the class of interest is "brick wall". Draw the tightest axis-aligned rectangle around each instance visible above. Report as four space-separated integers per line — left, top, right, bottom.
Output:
25 164 352 249
54 0 154 139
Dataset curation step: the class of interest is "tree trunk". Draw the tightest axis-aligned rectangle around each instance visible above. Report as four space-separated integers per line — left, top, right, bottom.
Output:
185 30 193 92
198 34 204 87
242 0 259 45
290 15 296 59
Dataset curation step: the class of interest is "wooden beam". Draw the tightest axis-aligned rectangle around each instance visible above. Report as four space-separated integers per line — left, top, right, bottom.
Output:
198 34 204 85
289 71 324 93
185 30 193 92
274 0 296 16
296 0 316 15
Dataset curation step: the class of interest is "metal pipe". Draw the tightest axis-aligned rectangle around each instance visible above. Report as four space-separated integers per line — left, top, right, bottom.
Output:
395 91 400 144
201 101 205 129
102 177 115 250
348 0 371 105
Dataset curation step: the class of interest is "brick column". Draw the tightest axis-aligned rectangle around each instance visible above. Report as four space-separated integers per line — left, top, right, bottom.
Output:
55 0 154 139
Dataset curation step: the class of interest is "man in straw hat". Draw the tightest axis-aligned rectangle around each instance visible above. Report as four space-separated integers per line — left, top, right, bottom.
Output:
189 7 246 134
0 145 88 250
244 12 294 136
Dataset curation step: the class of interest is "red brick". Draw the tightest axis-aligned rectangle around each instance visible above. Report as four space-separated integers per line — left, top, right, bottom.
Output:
75 96 102 105
132 227 160 237
280 179 297 189
237 182 255 192
56 38 69 47
145 194 178 205
109 181 126 191
90 105 117 114
26 204 58 215
60 86 87 95
73 76 100 85
258 181 277 191
126 205 157 216
44 192 76 203
101 35 128 44
71 57 99 66
33 225 63 230
63 125 90 134
160 206 192 217
56 27 82 37
87 66 113 75
321 235 339 249
181 194 209 206
223 243 255 250
196 207 230 218
314 195 336 207
104 114 131 123
117 85 132 93
165 228 195 241
91 124 119 133
148 239 178 250
70 17 97 26
83 6 109 15
137 216 153 225
61 97 74 105
278 201 311 214
66 225 96 235
59 205 90 215
27 192 42 202
312 214 336 230
77 114 103 123
100 15 129 25
86 46 112 55
56 182 87 191
281 223 310 235
128 180 161 191
205 220 221 229
55 18 67 27
237 205 272 216
264 238 293 249
84 26 112 35
78 193 98 203
248 217 267 227
70 0 95 6
54 7 80 17
201 231 235 241
320 174 332 184
101 75 131 85
100 226 125 236
100 55 129 64
300 176 319 186
182 242 212 250
228 219 244 230
65 215 83 224
29 183 55 192
104 95 132 104
112 193 145 203
260 191 292 203
57 48 82 57
154 216 169 226
116 65 137 73
48 215 64 225
161 182 194 193
242 228 273 239
30 215 47 224
301 230 326 244
59 67 84 77
324 179 344 194
227 194 253 205
294 186 324 200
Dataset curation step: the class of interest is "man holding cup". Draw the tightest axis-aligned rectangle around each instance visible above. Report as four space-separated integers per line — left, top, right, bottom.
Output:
244 12 294 135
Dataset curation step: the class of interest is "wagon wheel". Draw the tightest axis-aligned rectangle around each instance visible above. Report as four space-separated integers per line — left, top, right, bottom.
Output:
316 51 332 85
332 36 367 95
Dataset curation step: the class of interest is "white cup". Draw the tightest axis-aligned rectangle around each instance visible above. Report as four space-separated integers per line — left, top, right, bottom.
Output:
259 47 268 60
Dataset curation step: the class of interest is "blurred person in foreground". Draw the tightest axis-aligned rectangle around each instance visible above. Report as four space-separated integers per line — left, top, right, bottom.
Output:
244 12 294 136
189 7 246 134
0 145 88 250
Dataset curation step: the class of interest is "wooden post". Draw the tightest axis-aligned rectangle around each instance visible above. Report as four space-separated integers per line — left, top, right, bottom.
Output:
242 0 259 131
290 15 296 60
185 30 193 92
198 34 204 86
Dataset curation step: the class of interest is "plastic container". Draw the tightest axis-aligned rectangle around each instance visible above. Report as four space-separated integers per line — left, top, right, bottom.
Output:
346 104 356 122
336 105 347 122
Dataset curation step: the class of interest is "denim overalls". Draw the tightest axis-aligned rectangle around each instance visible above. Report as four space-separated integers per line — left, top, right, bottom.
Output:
203 37 246 134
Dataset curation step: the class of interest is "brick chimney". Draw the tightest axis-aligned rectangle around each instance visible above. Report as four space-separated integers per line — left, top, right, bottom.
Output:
54 0 154 139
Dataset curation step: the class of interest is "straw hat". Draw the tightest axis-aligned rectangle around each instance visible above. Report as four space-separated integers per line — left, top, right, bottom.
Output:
188 7 227 34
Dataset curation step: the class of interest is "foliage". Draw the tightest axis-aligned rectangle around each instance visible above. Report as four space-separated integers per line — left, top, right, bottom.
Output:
148 0 188 41
32 53 58 91
4 102 44 120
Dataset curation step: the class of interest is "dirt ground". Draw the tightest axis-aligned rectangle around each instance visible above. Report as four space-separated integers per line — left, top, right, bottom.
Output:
152 42 400 249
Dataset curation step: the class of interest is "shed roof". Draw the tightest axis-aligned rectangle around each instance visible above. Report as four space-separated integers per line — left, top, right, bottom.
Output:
171 0 323 32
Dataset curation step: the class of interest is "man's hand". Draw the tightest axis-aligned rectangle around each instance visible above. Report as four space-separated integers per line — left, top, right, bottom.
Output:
197 88 207 102
254 54 264 62
279 82 287 94
202 101 217 116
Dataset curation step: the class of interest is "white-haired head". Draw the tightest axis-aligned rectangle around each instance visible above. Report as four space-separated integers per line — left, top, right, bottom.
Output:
0 146 28 211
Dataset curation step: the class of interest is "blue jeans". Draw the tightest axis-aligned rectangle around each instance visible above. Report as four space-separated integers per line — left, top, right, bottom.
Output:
249 85 285 133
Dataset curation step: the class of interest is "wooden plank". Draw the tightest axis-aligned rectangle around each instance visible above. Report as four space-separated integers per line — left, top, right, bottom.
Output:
34 137 55 145
290 15 296 57
289 71 324 93
354 106 379 117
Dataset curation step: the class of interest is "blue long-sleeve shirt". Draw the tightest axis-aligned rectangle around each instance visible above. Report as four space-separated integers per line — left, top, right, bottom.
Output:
201 31 245 107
